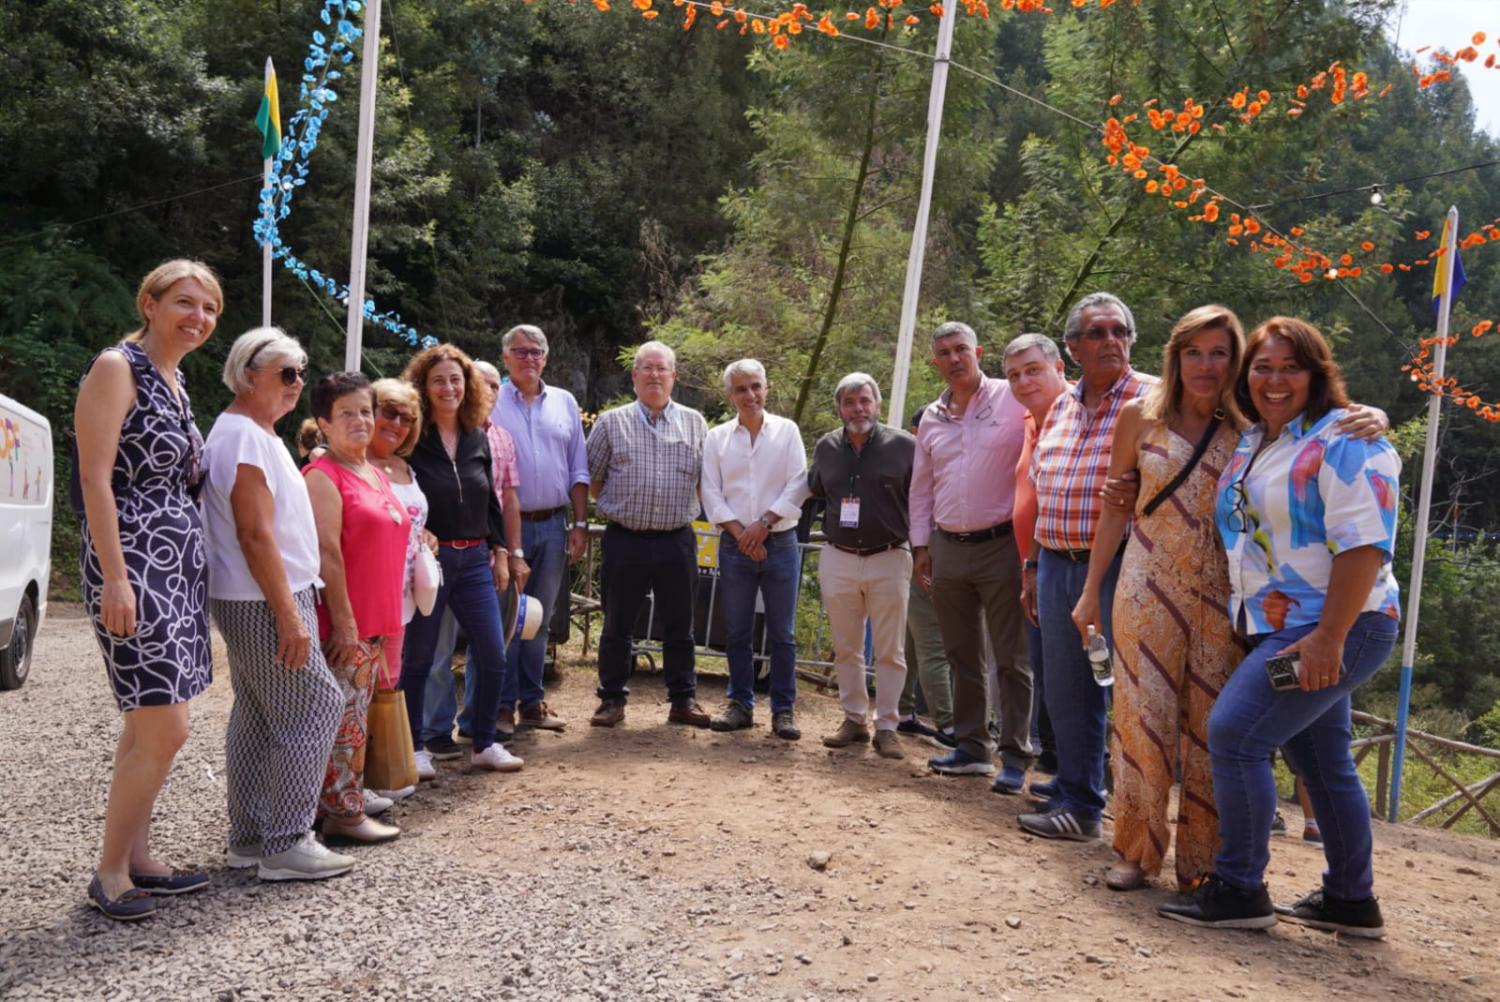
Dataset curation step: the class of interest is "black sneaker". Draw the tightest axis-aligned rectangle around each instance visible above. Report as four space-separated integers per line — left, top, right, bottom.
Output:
1270 811 1287 835
1274 888 1385 939
426 734 463 761
1158 874 1276 930
1016 807 1100 842
897 717 938 739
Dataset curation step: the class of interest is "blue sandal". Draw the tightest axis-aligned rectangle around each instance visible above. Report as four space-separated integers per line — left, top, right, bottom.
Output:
87 877 157 922
129 871 210 896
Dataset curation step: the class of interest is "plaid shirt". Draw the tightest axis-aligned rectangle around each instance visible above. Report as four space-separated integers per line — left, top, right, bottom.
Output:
1031 368 1155 552
587 400 707 531
485 421 520 495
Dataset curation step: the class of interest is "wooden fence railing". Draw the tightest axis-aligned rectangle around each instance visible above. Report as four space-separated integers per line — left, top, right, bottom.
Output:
1351 710 1500 835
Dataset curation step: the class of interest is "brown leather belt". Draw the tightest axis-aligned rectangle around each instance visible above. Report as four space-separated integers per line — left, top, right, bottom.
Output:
520 506 565 522
829 541 906 557
939 521 1013 544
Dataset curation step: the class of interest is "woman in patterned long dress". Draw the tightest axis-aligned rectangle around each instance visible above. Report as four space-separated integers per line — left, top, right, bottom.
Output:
74 260 223 921
1072 305 1248 894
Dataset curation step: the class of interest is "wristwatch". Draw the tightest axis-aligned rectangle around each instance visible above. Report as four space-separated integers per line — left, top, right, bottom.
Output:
572 520 588 530
757 515 773 529
509 548 526 559
1024 558 1039 570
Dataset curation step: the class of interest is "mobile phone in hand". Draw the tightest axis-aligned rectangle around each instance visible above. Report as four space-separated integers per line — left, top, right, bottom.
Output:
1266 652 1347 692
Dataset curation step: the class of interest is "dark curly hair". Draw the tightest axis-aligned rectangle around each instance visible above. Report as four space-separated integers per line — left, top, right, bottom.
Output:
311 371 372 422
400 344 493 433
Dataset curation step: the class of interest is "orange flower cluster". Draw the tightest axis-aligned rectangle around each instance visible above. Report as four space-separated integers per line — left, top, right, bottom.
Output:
1415 31 1500 84
1403 327 1500 423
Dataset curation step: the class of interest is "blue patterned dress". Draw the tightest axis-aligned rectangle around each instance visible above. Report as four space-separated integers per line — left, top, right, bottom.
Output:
80 340 212 710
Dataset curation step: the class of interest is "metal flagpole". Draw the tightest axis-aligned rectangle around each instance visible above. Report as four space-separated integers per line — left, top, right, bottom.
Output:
344 0 383 373
262 57 275 328
1389 203 1459 821
885 0 957 428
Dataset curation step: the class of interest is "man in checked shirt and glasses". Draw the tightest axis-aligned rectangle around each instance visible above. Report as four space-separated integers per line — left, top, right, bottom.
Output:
1018 292 1157 842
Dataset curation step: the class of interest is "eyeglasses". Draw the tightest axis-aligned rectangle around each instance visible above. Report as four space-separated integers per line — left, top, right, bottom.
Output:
378 404 415 426
508 348 546 360
277 366 306 386
1223 449 1264 534
636 365 673 376
1070 326 1132 343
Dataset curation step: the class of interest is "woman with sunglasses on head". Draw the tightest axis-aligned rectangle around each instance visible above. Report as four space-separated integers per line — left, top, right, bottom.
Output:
73 260 222 920
200 328 353 883
1158 317 1401 938
303 373 410 843
397 345 523 776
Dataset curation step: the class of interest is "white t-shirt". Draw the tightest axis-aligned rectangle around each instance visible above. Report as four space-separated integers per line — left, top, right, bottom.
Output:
388 475 430 623
201 412 322 600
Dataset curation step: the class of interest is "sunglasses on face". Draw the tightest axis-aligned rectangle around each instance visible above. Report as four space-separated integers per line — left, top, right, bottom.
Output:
377 403 414 425
277 366 306 387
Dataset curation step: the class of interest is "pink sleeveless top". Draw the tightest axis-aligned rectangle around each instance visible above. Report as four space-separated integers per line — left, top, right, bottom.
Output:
305 455 410 640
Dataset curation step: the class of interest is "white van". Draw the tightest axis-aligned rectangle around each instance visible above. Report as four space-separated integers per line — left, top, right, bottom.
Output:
0 394 52 690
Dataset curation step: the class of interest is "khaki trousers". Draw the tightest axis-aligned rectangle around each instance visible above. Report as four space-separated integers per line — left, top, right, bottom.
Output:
930 531 1034 769
819 546 912 731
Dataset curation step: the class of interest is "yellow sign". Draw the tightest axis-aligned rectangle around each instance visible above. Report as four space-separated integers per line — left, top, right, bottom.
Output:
693 520 721 569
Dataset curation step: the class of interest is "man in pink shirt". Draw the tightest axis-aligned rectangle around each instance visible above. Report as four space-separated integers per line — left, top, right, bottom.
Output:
911 321 1033 793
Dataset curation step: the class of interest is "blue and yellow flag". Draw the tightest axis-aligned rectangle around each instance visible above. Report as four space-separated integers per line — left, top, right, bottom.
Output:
1431 216 1467 315
254 64 281 160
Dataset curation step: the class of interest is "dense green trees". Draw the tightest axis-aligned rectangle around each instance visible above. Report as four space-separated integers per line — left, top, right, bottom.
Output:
4 0 1500 733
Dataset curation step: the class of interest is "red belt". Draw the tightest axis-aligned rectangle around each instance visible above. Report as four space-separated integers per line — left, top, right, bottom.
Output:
439 538 488 549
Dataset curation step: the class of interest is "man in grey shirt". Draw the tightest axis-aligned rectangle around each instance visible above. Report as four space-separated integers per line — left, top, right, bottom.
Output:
586 341 711 729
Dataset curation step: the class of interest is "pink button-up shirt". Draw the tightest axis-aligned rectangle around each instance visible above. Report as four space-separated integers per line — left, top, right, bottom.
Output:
909 375 1027 547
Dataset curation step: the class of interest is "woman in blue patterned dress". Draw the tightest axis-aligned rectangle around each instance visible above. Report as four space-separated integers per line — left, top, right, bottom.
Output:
74 260 222 920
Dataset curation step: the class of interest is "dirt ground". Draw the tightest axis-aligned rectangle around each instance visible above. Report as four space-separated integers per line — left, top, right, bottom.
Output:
2 606 1498 1001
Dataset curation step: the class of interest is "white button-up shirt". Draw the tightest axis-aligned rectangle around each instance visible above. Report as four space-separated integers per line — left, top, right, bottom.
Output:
701 412 809 532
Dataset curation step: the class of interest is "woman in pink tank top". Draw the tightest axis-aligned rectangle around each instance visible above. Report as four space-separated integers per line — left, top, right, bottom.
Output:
304 373 410 844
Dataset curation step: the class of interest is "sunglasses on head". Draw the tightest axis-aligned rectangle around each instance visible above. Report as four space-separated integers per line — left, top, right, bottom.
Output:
378 403 414 425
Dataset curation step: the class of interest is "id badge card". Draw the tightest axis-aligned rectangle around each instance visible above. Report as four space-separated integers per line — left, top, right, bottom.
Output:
839 496 861 528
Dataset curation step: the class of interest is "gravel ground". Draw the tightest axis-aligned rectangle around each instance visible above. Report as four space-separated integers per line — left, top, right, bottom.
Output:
4 606 1500 1002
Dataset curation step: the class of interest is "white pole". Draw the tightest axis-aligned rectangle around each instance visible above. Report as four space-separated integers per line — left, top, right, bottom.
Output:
261 56 275 329
1389 203 1459 821
886 0 957 428
344 0 383 373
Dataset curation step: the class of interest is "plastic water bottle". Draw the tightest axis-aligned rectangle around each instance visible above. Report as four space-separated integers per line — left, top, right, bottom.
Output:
1087 625 1114 687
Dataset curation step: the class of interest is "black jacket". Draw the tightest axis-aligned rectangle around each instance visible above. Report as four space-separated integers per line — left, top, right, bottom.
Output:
408 423 505 547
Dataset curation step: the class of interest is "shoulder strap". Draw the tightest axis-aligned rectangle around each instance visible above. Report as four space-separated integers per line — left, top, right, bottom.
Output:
1141 413 1223 518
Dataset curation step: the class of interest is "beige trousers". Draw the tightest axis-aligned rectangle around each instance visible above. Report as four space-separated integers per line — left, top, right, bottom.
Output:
819 545 913 731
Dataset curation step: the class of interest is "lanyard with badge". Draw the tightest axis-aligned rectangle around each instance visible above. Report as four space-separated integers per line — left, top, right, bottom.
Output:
840 443 863 528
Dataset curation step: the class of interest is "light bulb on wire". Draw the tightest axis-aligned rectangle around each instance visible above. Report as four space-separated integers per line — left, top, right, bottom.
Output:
1370 185 1383 206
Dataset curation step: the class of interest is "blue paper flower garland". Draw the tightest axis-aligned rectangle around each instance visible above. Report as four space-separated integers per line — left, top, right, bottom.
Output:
253 0 434 349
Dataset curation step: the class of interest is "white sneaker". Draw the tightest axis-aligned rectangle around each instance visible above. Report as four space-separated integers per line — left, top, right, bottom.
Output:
371 784 417 802
414 749 437 780
472 743 524 772
226 844 261 869
257 832 356 882
363 789 395 815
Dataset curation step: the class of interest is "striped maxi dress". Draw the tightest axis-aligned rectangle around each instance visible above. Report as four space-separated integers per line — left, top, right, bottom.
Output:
1110 421 1245 891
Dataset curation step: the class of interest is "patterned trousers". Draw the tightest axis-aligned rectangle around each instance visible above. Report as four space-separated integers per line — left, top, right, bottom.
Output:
211 589 342 856
319 641 381 821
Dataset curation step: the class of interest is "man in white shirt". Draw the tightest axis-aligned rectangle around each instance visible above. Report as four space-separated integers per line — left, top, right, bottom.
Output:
700 359 809 740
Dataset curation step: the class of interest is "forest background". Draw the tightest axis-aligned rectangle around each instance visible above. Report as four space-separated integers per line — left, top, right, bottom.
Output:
5 0 1500 751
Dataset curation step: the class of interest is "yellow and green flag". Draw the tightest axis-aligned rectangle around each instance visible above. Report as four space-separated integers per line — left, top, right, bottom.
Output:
254 63 281 160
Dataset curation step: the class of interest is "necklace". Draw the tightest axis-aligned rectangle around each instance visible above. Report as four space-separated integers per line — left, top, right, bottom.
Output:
326 449 404 525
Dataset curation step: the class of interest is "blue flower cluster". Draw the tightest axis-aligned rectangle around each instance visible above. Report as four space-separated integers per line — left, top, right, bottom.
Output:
252 0 436 350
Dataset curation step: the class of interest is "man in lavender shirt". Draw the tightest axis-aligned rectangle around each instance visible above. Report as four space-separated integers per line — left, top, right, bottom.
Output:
911 321 1034 794
492 324 591 731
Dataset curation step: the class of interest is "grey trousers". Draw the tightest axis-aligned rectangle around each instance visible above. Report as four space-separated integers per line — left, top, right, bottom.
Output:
930 531 1034 769
900 572 955 730
211 588 343 856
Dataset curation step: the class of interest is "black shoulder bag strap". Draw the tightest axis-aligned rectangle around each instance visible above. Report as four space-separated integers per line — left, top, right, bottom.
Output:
1140 411 1224 518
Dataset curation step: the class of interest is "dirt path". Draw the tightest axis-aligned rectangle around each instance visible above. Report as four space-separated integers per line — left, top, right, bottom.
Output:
2 607 1497 1001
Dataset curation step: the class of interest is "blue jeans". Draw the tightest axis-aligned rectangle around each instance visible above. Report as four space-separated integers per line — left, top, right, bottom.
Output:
718 530 800 713
420 609 466 743
1208 611 1399 898
401 545 507 753
502 512 568 711
1037 548 1119 821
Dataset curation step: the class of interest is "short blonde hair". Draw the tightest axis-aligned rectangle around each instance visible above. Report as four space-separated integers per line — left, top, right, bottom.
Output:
371 377 423 457
221 327 308 396
126 259 224 342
